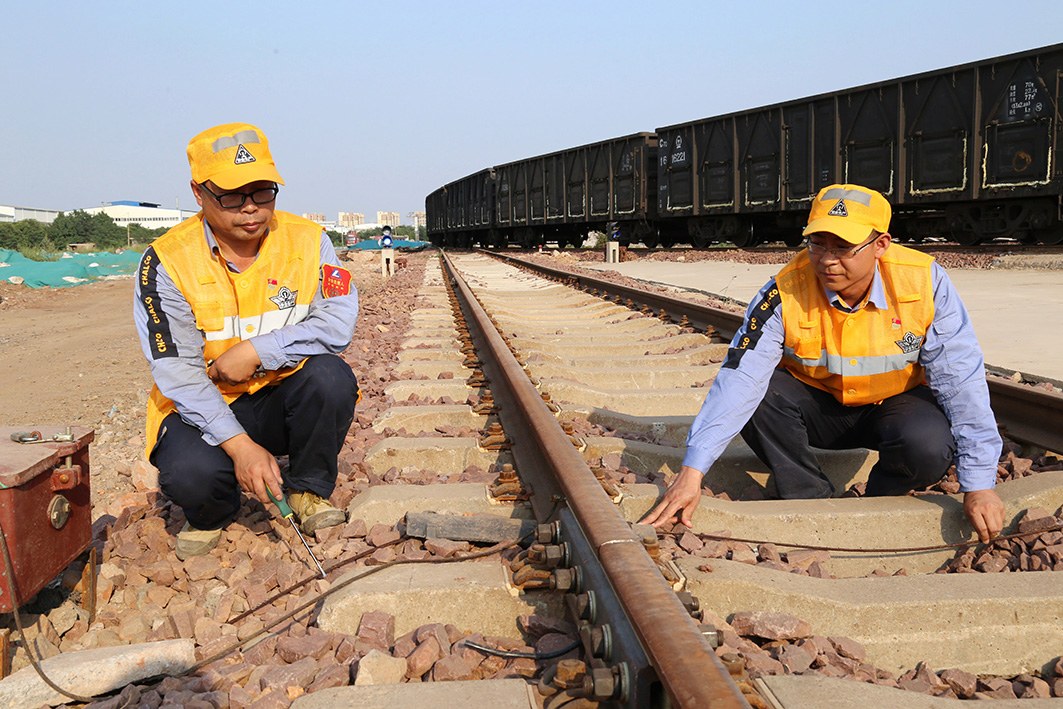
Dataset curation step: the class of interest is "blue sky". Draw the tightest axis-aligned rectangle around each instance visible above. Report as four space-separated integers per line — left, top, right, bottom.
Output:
2 1 1060 222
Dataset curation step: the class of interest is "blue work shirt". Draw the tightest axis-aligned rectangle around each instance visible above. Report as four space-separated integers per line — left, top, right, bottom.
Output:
133 221 359 447
682 260 1000 492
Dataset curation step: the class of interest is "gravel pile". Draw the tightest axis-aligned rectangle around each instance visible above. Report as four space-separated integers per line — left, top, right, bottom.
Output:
707 609 1063 699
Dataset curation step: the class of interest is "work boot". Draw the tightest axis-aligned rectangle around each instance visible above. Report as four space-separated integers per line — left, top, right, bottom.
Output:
175 522 223 560
287 491 346 535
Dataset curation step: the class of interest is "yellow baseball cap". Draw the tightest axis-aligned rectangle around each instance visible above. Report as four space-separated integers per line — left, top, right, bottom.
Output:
186 122 285 189
802 184 891 244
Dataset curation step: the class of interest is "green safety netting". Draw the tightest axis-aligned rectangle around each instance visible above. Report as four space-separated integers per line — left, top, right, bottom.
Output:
0 249 143 288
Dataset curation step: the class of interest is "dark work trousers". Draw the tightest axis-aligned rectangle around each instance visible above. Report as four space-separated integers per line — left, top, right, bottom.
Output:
152 354 359 530
741 369 955 499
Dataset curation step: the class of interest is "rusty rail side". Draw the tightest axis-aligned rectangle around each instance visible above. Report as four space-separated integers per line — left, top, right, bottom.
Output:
986 377 1063 454
440 252 749 708
485 251 1063 456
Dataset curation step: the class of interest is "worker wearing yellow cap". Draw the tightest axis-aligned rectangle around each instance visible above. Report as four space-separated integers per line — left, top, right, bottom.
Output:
643 184 1005 544
134 123 359 559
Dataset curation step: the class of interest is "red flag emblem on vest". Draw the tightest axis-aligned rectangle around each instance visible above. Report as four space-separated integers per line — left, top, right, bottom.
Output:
322 265 353 298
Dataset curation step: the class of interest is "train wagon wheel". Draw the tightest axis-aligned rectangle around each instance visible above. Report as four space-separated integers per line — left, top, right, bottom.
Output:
1034 225 1063 245
730 222 756 248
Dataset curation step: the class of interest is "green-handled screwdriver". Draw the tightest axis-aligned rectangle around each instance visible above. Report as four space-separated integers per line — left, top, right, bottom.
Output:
267 486 327 579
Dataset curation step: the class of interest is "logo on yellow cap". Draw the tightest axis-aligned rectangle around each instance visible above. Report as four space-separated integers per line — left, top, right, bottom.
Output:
827 200 848 217
234 145 256 165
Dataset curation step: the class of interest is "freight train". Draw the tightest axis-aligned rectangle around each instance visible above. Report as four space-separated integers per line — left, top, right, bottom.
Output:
426 43 1063 249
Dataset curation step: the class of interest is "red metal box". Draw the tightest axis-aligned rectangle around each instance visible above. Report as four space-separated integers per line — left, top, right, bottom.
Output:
0 426 93 612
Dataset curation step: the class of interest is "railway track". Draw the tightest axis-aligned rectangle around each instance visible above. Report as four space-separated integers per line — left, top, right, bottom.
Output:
403 250 1061 704
6 250 1061 707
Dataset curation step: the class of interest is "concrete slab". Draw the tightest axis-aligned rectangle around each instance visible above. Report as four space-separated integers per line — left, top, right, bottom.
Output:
401 336 461 348
755 674 1063 708
496 315 677 337
397 347 464 363
396 360 470 379
530 343 728 369
384 379 472 402
561 408 695 447
543 380 709 416
510 332 710 357
528 362 712 389
372 405 487 434
681 557 1063 675
291 680 537 709
346 482 533 528
486 302 629 320
620 471 1063 576
0 639 195 708
317 559 560 639
594 436 874 494
362 437 512 475
578 259 1063 381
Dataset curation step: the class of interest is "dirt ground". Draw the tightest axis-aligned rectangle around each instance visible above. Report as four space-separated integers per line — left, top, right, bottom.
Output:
0 278 151 517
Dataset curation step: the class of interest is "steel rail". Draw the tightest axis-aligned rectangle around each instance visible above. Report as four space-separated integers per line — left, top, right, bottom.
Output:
484 250 1063 456
440 252 749 708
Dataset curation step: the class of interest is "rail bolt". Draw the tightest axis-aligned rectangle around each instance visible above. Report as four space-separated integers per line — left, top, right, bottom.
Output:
570 590 597 623
580 623 613 661
552 566 582 593
589 663 630 703
536 521 560 544
698 624 721 648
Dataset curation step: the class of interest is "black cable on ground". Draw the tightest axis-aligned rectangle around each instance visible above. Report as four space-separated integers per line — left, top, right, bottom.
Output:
0 520 97 704
673 522 1063 554
462 639 580 661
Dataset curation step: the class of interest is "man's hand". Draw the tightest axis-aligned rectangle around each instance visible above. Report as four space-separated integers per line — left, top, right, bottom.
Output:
640 466 706 529
208 340 262 385
221 434 284 505
963 488 1005 543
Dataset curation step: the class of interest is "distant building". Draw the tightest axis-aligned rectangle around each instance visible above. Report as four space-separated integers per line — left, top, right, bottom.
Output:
84 201 197 229
408 211 426 229
376 211 400 227
0 204 62 224
338 212 364 228
302 212 327 224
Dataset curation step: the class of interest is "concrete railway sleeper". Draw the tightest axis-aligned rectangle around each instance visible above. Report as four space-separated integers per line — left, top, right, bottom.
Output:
434 251 1063 703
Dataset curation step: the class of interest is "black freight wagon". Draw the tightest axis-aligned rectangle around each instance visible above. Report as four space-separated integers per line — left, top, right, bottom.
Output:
656 43 1063 247
427 133 658 248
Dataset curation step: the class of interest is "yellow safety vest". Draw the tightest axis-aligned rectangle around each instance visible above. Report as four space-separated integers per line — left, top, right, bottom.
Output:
143 211 322 456
776 244 936 406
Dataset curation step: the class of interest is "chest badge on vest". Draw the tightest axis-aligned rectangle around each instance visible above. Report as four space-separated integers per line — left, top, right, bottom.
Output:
895 331 923 354
269 286 297 310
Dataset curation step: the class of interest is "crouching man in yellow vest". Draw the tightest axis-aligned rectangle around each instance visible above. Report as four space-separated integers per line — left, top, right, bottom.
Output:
643 184 1005 544
134 123 360 560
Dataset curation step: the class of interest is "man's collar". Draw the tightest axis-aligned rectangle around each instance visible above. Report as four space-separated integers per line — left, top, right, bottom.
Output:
202 217 220 253
824 262 887 312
